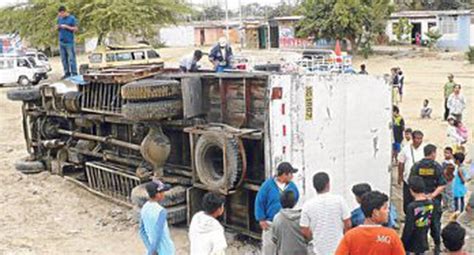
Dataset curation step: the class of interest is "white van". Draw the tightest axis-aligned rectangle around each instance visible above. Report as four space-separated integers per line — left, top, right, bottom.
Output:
0 56 48 86
25 49 52 72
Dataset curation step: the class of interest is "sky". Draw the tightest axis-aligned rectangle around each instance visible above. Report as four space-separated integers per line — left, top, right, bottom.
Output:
0 0 290 10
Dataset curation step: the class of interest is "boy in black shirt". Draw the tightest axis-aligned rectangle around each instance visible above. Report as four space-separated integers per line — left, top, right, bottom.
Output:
401 176 434 254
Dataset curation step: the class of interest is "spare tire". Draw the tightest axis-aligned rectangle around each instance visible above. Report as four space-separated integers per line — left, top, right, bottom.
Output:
7 87 41 102
15 158 45 174
122 100 182 121
194 133 244 191
121 79 181 101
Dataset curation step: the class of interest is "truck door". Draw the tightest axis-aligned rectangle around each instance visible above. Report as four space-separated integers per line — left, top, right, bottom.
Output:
0 59 16 84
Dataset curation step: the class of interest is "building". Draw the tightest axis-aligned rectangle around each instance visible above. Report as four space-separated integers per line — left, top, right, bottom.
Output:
193 21 240 46
385 10 474 51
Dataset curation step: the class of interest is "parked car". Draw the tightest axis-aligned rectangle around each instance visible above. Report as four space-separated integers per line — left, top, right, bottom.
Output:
79 44 164 74
0 56 48 86
25 49 52 72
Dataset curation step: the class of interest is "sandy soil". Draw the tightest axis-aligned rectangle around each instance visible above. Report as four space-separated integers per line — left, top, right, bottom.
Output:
0 47 473 254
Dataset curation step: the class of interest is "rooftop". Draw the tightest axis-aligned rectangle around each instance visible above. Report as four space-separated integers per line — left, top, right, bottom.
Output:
391 10 472 19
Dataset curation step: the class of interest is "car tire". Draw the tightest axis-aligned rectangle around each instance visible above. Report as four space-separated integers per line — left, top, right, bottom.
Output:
7 87 41 101
194 133 243 191
18 76 30 86
167 204 187 225
121 79 181 101
15 158 45 174
122 100 182 121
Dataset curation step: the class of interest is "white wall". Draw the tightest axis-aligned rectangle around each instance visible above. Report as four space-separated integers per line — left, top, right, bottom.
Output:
386 18 437 42
159 26 195 47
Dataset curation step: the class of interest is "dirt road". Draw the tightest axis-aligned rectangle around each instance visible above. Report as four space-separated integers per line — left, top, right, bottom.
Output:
0 48 472 254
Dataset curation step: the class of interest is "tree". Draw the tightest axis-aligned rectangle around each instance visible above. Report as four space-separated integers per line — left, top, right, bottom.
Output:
297 0 392 54
394 18 413 43
0 0 190 48
424 27 442 49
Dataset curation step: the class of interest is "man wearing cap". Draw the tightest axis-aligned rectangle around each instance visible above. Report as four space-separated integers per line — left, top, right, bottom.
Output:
139 180 175 255
254 162 300 255
208 37 233 73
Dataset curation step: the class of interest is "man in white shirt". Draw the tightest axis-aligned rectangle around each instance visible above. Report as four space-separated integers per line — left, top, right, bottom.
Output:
300 172 351 255
189 192 227 255
397 130 425 214
447 84 466 121
179 50 203 72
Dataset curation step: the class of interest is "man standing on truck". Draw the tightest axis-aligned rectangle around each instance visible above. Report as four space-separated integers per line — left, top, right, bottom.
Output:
57 5 78 79
139 180 175 255
179 50 203 72
209 37 233 73
409 144 447 255
254 162 299 255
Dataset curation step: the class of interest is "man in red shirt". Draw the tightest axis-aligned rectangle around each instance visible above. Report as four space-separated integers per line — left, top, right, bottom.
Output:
335 191 405 255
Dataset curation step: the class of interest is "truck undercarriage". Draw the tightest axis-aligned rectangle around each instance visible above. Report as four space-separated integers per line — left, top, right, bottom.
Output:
10 65 269 238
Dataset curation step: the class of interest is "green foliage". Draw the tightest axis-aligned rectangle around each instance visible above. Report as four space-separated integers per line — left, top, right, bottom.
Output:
0 0 190 48
394 18 413 43
297 0 393 54
424 28 442 49
467 47 474 64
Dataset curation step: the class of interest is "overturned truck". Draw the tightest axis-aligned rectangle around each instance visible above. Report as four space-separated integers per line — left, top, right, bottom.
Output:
7 65 393 238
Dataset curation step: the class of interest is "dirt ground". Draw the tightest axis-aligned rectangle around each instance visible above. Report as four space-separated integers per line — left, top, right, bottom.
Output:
0 47 473 255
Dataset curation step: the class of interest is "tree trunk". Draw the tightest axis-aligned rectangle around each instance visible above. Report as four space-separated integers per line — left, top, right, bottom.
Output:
348 37 358 55
97 33 104 46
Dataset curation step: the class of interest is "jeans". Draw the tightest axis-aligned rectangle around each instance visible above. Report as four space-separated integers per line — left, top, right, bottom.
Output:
403 181 413 215
430 200 442 246
261 222 276 255
60 42 78 77
444 98 450 120
454 197 465 212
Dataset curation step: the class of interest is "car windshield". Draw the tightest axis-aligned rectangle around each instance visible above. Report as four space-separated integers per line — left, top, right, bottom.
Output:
27 57 38 67
90 53 103 63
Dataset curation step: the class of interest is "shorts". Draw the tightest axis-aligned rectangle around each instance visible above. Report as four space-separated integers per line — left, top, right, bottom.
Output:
392 142 401 153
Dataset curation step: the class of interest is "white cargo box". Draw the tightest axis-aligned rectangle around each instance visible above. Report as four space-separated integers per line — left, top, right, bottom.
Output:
267 74 392 209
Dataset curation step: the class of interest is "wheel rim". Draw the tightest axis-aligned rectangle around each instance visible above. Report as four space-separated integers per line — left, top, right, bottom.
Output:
20 78 29 86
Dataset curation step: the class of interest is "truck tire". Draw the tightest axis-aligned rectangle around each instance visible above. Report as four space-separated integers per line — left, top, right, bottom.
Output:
18 76 30 86
6 87 41 101
121 79 181 101
15 159 45 174
122 100 182 121
131 184 186 208
194 133 243 191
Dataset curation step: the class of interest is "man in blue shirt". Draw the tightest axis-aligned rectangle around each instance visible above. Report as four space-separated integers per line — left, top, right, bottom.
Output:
139 180 175 255
254 162 299 255
57 6 78 78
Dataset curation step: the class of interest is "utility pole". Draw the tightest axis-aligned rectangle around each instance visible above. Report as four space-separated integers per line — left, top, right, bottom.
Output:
225 0 229 40
239 0 244 49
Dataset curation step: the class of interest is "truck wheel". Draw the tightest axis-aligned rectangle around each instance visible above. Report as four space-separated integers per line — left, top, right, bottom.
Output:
167 205 187 225
7 87 41 101
194 133 243 191
18 76 30 86
131 184 186 208
14 158 45 174
122 100 182 121
121 79 181 100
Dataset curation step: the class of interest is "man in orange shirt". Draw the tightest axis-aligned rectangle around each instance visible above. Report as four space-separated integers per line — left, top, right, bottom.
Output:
335 191 405 255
